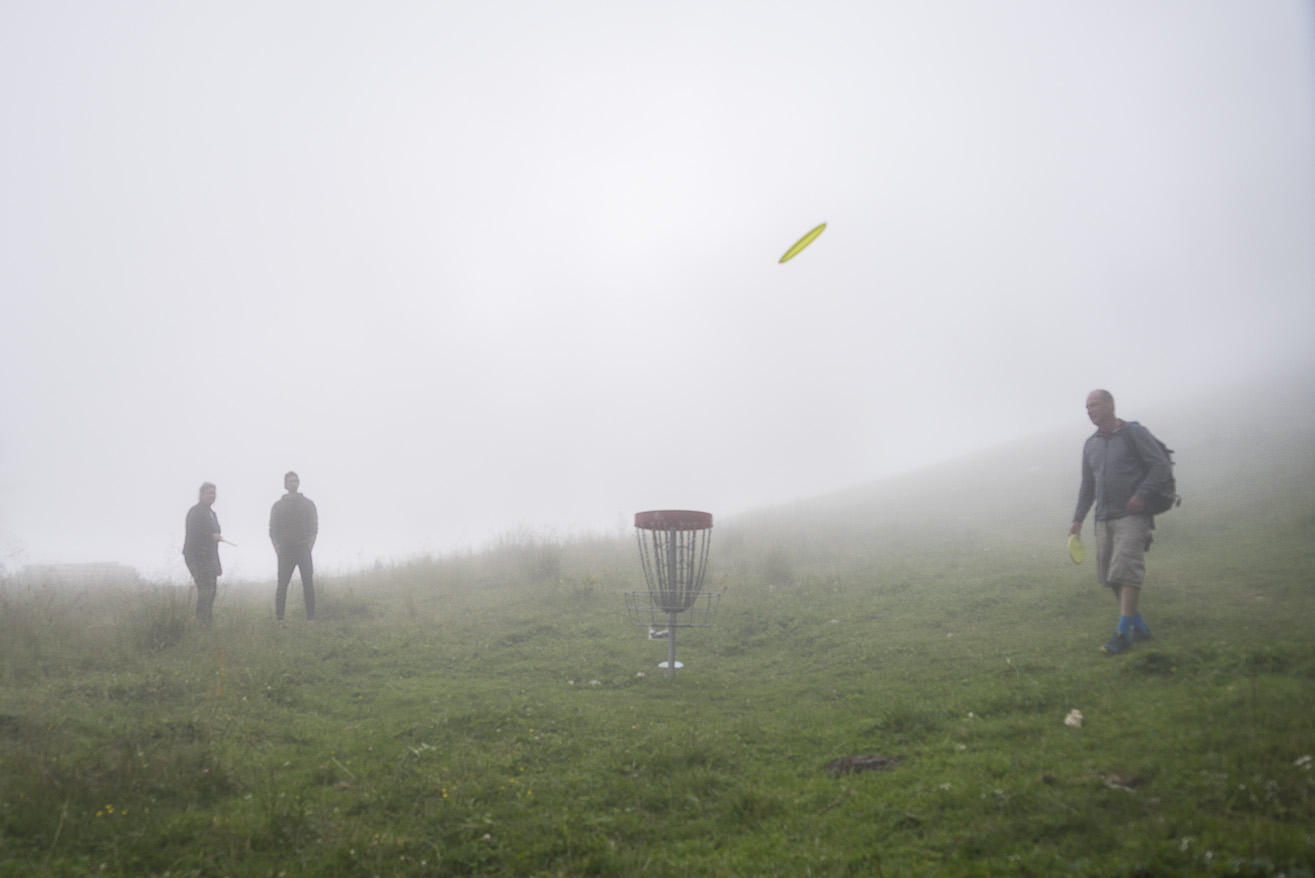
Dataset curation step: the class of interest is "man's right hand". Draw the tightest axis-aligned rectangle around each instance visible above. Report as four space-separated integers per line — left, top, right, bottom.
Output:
1069 521 1082 536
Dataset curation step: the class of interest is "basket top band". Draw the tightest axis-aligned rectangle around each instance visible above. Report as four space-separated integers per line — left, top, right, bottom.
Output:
634 510 713 531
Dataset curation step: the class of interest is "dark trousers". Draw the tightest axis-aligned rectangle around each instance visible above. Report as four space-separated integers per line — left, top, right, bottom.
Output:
188 563 218 625
276 546 315 621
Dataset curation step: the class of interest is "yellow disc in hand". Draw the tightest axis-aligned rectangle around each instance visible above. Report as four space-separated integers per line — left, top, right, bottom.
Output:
1068 534 1085 564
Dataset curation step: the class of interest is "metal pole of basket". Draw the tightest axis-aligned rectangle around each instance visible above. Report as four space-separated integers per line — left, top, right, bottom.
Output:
665 530 678 676
631 510 716 679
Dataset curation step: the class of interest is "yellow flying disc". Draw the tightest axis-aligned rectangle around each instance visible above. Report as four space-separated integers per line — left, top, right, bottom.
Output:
779 222 827 263
1068 534 1085 564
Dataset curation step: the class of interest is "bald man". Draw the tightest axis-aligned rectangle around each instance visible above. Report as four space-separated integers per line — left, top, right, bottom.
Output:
1070 389 1174 655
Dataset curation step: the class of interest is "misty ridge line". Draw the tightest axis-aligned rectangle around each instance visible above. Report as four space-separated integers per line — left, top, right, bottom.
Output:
7 366 1312 591
12 368 1315 599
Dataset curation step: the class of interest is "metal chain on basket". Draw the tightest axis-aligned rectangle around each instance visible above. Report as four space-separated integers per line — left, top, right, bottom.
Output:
636 522 711 612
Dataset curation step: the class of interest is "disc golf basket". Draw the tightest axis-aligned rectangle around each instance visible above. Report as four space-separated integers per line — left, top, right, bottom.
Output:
626 510 719 678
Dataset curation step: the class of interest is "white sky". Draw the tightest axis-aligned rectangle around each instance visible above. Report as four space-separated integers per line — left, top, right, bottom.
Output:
2 1 1313 580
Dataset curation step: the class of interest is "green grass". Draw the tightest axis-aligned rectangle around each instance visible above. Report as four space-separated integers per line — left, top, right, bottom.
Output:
3 448 1315 875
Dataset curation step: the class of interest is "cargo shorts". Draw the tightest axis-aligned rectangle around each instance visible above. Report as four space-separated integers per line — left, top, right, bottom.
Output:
1094 514 1152 590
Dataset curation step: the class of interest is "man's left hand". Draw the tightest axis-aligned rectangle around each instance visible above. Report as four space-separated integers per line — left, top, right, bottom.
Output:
1127 494 1145 514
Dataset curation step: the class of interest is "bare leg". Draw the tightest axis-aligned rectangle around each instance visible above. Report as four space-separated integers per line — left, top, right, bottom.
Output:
1119 585 1141 618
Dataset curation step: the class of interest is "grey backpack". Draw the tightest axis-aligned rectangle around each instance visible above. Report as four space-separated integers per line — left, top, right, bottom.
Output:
1129 424 1180 516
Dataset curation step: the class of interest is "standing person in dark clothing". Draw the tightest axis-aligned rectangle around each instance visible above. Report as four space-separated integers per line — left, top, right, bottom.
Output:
184 482 223 626
270 471 318 625
1069 389 1174 656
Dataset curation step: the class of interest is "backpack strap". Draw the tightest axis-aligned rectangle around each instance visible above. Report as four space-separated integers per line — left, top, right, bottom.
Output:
1122 423 1179 516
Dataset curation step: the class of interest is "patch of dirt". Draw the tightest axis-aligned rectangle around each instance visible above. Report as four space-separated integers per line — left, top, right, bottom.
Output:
824 754 903 777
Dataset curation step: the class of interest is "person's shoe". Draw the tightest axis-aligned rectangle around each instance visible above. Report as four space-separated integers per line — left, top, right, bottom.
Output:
1130 626 1153 644
1101 631 1132 656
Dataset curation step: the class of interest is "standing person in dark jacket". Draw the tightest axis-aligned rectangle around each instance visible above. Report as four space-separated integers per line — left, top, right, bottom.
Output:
184 482 223 626
270 471 318 624
1069 389 1174 656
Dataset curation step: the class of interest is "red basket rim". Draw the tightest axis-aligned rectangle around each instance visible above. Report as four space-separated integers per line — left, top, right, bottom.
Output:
634 510 713 531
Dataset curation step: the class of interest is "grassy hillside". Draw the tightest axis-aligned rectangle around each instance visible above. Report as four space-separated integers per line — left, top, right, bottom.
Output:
2 375 1313 876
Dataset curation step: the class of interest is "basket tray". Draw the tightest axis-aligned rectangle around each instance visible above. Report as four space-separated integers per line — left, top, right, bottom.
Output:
625 591 720 628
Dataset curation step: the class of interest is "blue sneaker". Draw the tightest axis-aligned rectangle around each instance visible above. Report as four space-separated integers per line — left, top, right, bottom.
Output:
1130 626 1153 644
1101 631 1132 656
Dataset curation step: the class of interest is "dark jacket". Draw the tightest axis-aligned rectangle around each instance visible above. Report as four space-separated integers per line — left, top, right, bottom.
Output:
1073 420 1174 524
270 493 318 551
184 503 222 574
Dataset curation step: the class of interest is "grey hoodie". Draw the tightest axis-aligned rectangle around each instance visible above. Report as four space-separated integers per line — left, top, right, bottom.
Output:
1073 420 1173 524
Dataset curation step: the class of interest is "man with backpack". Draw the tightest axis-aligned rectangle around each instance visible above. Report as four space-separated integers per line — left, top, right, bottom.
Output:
1070 389 1176 656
